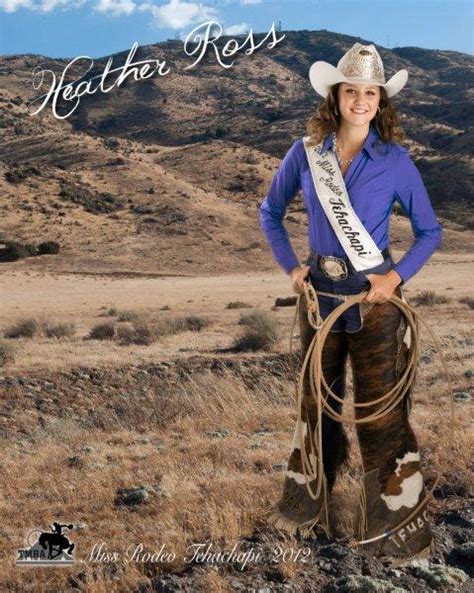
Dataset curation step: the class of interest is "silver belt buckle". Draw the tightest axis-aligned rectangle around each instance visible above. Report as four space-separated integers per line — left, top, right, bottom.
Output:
319 256 348 280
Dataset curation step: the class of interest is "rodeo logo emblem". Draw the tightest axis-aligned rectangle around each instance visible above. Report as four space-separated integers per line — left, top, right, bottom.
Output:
16 522 76 566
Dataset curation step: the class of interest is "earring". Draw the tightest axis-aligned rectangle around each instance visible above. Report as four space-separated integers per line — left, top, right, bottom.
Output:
377 106 381 114
335 106 339 115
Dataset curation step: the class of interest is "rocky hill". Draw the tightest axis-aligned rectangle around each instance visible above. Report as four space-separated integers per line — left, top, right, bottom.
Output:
0 29 472 275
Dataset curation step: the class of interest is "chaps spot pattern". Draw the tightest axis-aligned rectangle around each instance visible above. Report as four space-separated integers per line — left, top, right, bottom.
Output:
350 297 432 560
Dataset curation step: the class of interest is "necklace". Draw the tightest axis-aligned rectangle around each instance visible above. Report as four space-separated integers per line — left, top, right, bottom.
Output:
332 131 360 167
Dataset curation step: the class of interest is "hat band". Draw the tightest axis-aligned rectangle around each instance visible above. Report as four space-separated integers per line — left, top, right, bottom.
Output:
341 75 386 86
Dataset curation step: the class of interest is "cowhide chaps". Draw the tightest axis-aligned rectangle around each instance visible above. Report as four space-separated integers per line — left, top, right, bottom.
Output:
267 281 432 563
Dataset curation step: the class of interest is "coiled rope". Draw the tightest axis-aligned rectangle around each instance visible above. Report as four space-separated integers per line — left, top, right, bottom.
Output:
287 279 454 548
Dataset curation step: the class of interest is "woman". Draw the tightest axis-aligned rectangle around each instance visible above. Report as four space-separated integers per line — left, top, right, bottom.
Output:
259 43 442 564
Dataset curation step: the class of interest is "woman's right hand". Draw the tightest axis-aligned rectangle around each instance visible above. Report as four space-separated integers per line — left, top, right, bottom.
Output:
288 265 311 295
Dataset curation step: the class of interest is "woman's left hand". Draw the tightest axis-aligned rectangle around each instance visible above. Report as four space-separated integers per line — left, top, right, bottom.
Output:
365 270 402 303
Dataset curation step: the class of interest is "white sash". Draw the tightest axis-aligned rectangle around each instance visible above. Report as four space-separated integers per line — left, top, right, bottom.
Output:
303 135 384 272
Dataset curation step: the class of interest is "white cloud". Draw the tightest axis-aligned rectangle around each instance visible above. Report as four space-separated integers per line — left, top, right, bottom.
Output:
95 0 135 15
0 0 32 11
140 0 217 29
241 0 261 5
0 0 84 11
41 0 84 11
223 22 249 35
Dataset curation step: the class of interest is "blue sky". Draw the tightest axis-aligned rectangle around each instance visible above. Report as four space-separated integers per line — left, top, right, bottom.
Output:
1 0 473 59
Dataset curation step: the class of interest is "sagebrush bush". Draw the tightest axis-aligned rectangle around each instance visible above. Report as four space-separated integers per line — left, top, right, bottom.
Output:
182 315 210 332
0 241 36 261
44 321 76 338
37 241 60 255
459 296 474 310
275 296 298 307
5 318 40 339
411 291 450 307
226 301 252 309
88 322 115 340
117 310 140 322
116 321 156 346
233 310 278 352
0 341 16 366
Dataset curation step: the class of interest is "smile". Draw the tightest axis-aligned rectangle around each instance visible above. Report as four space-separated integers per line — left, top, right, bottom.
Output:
351 108 369 114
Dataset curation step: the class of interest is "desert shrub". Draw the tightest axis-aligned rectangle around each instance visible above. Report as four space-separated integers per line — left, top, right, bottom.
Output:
0 241 36 261
37 241 60 255
151 317 178 337
117 310 140 322
59 182 125 214
233 311 278 352
116 314 211 345
205 125 229 139
88 322 115 340
226 301 252 309
116 321 156 346
5 318 41 339
23 243 37 256
182 315 211 332
243 153 257 165
103 138 120 149
275 296 297 307
0 341 16 366
226 178 246 192
459 296 474 310
4 165 40 184
44 321 76 338
411 291 450 307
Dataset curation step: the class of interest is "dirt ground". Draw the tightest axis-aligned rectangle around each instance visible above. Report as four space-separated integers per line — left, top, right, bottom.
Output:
1 251 472 374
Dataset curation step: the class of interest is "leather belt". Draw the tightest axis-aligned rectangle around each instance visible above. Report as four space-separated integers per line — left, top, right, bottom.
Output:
307 247 391 281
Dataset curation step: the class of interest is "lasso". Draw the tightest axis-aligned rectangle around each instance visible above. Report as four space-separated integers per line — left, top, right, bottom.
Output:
286 280 454 548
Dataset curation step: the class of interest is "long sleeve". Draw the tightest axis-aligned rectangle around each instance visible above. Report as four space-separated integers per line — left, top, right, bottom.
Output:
259 140 302 274
392 147 442 284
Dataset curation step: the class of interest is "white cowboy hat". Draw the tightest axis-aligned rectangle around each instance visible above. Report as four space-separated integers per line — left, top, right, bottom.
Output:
309 42 408 98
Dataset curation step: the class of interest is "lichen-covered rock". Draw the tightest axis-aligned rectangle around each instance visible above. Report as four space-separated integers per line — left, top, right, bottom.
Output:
328 575 406 592
114 486 150 506
414 564 468 589
454 541 474 560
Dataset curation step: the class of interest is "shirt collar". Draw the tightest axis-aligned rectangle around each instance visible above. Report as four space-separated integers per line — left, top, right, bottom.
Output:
320 125 381 160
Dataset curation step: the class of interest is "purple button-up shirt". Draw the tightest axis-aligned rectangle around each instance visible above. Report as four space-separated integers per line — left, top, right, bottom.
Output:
258 124 442 283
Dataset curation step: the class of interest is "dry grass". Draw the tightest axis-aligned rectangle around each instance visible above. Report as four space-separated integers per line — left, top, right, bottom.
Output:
233 310 279 352
4 317 41 339
458 295 474 310
0 349 471 592
0 340 16 366
411 290 451 307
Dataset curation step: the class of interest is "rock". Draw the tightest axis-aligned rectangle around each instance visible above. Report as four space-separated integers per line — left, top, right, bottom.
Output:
67 455 84 468
454 541 474 560
156 485 171 499
453 391 471 403
114 486 150 506
206 429 230 438
272 462 286 472
329 575 405 592
413 564 468 589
